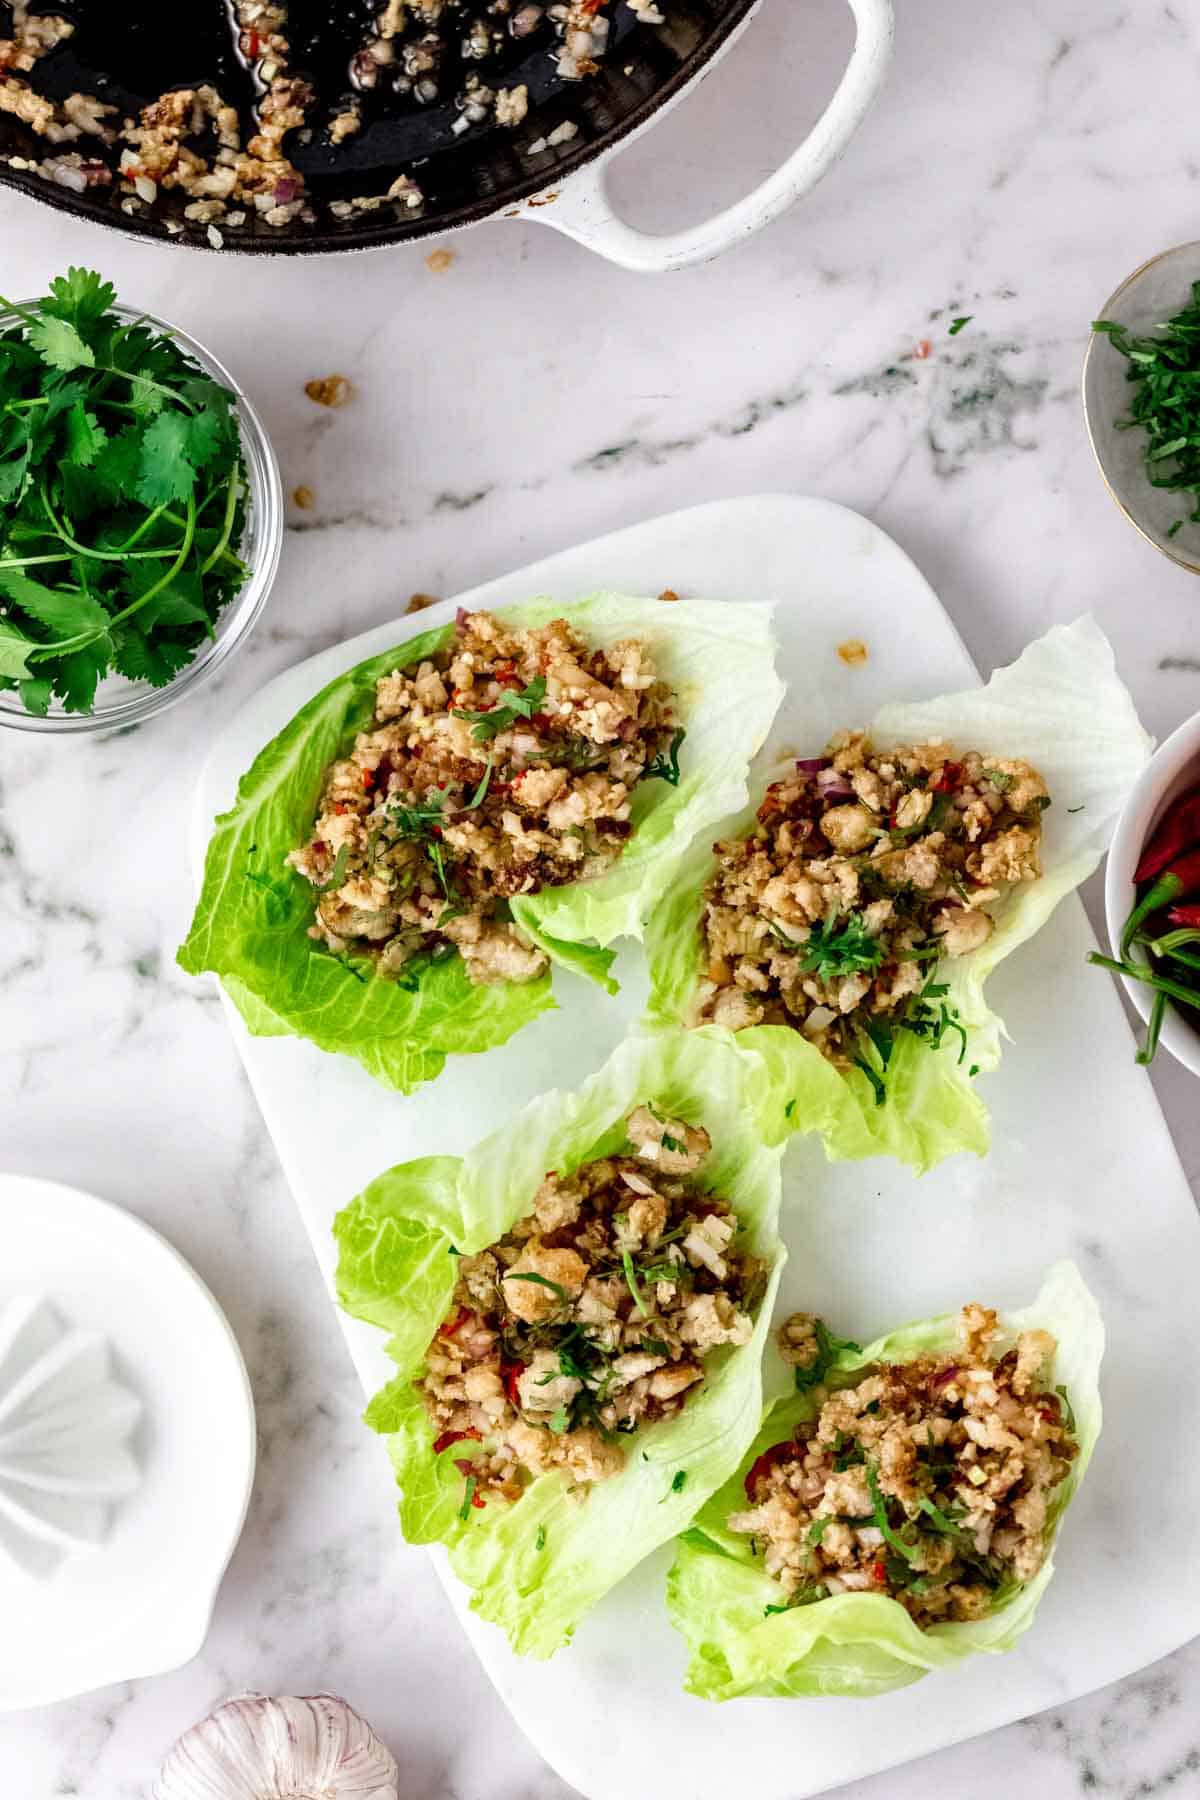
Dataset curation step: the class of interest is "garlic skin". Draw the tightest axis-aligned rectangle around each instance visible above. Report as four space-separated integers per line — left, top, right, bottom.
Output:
154 1694 399 1800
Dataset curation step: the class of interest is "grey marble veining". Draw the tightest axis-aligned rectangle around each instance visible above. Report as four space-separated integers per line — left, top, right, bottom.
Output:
3 0 1200 1795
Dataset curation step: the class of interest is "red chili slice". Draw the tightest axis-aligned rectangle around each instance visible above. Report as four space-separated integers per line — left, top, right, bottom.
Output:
433 1427 482 1455
931 761 962 794
502 1362 526 1406
361 767 376 792
873 1560 887 1584
439 1307 472 1339
743 1442 795 1497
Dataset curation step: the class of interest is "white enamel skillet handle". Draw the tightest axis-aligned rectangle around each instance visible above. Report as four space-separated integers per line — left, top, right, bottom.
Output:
517 0 894 273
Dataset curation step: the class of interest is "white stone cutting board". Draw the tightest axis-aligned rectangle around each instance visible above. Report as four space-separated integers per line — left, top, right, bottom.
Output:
193 495 1200 1800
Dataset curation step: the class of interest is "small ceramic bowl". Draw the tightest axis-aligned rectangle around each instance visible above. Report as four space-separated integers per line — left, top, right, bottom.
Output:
1083 241 1200 575
1104 705 1200 1079
0 302 283 735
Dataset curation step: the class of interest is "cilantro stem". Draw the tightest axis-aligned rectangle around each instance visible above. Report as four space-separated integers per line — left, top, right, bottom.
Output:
94 364 197 412
110 494 196 629
200 473 242 576
37 484 176 565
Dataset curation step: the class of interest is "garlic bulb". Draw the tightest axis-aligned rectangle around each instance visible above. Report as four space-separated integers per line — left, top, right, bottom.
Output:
0 1294 141 1579
154 1694 399 1800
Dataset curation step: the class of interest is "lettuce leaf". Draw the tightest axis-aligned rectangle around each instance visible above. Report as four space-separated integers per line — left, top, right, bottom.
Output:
645 618 1151 1170
333 1028 788 1658
179 595 782 1093
666 1261 1103 1700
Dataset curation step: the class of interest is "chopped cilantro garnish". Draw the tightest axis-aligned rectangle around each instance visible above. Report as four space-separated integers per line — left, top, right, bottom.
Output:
672 1469 688 1493
867 1464 919 1563
852 1055 887 1108
502 1271 572 1307
784 1099 796 1120
644 726 687 786
916 1495 958 1534
948 315 973 335
799 912 885 985
1056 1383 1077 1435
535 1525 547 1552
458 1475 477 1520
794 1319 862 1393
661 1132 684 1153
548 1406 570 1435
622 1249 651 1318
453 676 547 741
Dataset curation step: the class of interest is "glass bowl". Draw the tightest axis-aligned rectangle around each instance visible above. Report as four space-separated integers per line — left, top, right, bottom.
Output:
0 302 283 734
1082 241 1200 576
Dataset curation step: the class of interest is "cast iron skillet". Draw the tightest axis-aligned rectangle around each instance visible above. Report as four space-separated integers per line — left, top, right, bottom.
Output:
0 0 757 253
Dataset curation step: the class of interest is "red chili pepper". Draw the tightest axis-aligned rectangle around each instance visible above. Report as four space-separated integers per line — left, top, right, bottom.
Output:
439 1307 472 1339
502 1362 526 1406
743 1443 794 1497
362 767 376 792
932 1364 960 1389
333 802 346 816
1122 848 1200 953
873 1560 887 1584
1168 904 1200 929
472 1489 487 1509
931 761 962 794
433 1427 481 1456
1135 786 1200 883
914 339 933 360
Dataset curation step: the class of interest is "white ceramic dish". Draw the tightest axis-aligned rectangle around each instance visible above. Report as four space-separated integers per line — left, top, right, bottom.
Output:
1103 705 1200 1078
192 495 1200 1800
0 1175 256 1710
525 0 895 273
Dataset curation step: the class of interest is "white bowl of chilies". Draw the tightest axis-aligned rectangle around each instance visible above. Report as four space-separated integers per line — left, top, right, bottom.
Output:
1101 707 1200 1077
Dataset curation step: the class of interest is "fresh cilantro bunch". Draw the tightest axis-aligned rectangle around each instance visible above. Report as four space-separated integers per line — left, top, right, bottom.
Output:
0 267 251 715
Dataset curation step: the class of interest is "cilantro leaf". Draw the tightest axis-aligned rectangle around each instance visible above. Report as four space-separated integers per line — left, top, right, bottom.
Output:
798 913 886 984
793 1319 862 1392
26 313 95 373
0 620 36 681
41 267 117 330
134 410 195 506
0 569 110 640
54 640 112 713
453 676 547 742
64 402 108 469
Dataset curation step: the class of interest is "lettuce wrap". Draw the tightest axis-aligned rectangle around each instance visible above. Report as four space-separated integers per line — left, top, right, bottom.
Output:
333 1027 788 1657
665 1261 1102 1700
179 594 783 1092
645 618 1151 1171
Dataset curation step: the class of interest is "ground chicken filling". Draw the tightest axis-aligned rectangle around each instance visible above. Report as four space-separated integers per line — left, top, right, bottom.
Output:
287 607 680 988
417 1105 767 1509
696 734 1050 1068
0 0 668 237
729 1305 1078 1629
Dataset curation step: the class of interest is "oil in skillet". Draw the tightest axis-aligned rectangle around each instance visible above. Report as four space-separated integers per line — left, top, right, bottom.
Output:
19 1 257 117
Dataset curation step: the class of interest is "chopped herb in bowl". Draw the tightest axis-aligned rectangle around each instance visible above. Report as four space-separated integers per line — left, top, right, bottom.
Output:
1092 280 1200 541
0 267 277 723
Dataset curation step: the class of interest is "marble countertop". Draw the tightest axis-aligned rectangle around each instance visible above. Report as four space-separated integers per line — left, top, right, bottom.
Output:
3 2 1200 1795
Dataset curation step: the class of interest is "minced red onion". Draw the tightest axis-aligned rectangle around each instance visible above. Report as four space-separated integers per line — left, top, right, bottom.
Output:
273 176 299 203
455 606 469 626
795 756 827 774
816 767 855 801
